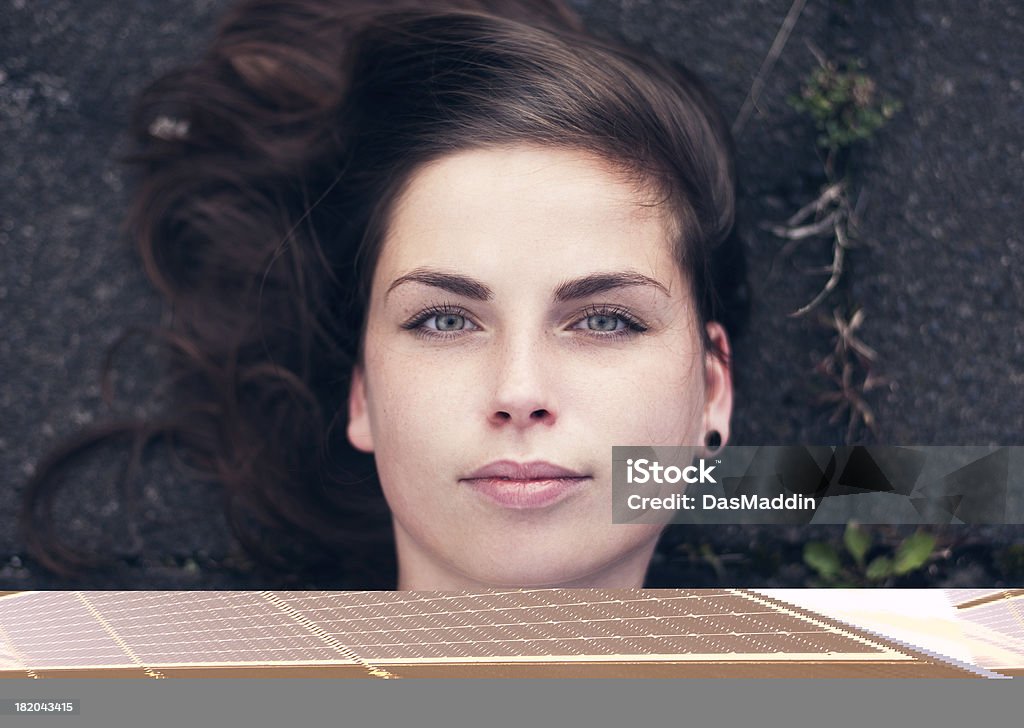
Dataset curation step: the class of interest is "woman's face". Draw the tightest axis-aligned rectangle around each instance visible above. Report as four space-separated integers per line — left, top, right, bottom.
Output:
348 145 732 589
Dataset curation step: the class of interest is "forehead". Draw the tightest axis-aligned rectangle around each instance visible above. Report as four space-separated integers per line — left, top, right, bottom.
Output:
376 145 683 291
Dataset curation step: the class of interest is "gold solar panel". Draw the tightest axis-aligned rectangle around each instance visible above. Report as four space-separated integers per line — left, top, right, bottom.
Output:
0 590 990 678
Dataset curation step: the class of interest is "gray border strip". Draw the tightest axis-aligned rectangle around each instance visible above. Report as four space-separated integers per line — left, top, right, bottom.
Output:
0 679 1022 728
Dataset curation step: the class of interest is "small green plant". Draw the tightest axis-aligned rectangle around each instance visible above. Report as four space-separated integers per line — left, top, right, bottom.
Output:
803 523 937 587
768 53 901 443
788 57 901 158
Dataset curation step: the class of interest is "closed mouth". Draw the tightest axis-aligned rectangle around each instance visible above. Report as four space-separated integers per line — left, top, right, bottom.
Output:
461 461 591 509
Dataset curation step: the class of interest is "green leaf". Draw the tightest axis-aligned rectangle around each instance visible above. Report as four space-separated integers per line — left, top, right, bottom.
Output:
893 532 937 575
843 522 871 567
804 542 842 579
865 556 893 581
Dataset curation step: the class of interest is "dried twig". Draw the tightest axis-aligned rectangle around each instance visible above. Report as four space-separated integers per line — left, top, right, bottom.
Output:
765 177 856 318
814 307 886 442
733 0 810 137
784 181 845 226
790 215 847 317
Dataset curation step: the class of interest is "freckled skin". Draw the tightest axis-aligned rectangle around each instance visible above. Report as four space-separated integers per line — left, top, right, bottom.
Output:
348 145 732 589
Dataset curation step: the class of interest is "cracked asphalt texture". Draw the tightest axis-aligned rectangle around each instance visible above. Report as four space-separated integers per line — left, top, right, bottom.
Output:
2 0 1022 588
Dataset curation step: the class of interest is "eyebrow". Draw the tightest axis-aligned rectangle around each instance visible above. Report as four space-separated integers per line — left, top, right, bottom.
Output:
385 268 670 301
386 268 494 300
552 271 670 301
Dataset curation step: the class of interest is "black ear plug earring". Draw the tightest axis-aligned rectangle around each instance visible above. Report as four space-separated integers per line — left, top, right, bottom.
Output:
705 430 722 454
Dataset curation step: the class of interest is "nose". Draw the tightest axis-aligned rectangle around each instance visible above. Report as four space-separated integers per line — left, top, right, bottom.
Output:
487 336 557 429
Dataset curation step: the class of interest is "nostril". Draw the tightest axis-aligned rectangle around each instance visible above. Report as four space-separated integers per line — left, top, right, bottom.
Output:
491 408 553 425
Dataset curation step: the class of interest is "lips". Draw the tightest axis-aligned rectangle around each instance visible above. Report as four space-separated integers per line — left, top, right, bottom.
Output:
460 460 591 509
463 460 588 481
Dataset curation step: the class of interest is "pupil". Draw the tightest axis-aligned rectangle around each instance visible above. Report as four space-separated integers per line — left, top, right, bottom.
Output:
437 314 463 331
589 315 617 331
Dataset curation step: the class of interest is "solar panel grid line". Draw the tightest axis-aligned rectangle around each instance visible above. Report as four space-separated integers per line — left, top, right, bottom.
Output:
81 592 346 666
75 592 165 679
29 589 839 663
87 592 273 620
1005 596 1024 635
287 593 534 659
963 623 1021 647
725 594 990 677
737 590 909 658
0 631 16 668
953 626 1024 670
136 651 342 667
949 589 1024 610
257 591 399 679
953 600 1024 668
636 601 723 618
707 632 802 657
357 651 926 665
3 593 138 669
282 589 912 664
808 616 1007 679
266 660 981 678
746 592 999 677
97 624 327 644
716 593 876 643
348 632 653 650
945 589 1001 607
287 591 647 660
965 602 1024 641
32 658 378 671
342 597 516 619
624 596 825 651
945 589 999 606
323 589 641 615
0 618 37 679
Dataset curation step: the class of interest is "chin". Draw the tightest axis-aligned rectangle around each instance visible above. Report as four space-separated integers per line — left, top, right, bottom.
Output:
395 516 663 589
463 563 608 589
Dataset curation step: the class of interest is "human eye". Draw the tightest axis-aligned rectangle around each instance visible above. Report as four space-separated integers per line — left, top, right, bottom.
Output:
570 305 649 337
401 304 480 339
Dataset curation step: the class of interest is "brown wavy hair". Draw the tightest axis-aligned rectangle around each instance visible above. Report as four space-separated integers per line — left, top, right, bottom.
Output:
22 0 747 588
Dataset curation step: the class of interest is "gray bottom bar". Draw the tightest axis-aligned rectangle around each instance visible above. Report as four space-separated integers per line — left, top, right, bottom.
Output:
0 680 1021 728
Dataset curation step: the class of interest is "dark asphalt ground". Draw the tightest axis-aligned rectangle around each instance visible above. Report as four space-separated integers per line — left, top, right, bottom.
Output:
2 0 1022 588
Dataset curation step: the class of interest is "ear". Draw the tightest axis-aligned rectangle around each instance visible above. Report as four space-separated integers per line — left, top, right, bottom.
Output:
347 365 375 453
703 322 733 447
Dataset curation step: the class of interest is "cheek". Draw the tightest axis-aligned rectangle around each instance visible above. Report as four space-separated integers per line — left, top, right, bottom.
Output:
364 347 476 449
561 347 706 443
